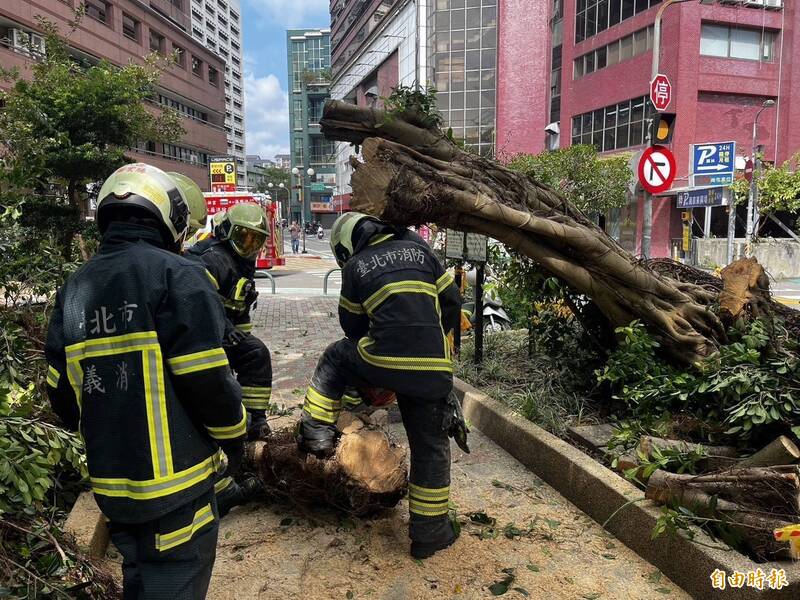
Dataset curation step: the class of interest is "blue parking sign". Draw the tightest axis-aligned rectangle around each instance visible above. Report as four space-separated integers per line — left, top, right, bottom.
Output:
691 141 736 186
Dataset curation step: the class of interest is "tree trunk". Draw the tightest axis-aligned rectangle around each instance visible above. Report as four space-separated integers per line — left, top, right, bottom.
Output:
738 436 800 469
321 101 731 364
245 416 407 517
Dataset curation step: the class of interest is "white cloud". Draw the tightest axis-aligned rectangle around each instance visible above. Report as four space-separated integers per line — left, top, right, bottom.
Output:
243 0 329 29
244 73 289 158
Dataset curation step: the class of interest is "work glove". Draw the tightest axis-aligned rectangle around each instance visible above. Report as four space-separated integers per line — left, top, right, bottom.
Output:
247 411 271 441
442 390 470 454
244 281 259 310
219 439 245 478
225 328 248 346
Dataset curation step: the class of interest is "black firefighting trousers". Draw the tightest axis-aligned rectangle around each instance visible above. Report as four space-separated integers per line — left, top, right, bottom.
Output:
108 489 218 600
224 333 272 421
301 338 453 545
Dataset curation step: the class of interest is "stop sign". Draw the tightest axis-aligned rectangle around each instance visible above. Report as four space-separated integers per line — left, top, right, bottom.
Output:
650 74 672 112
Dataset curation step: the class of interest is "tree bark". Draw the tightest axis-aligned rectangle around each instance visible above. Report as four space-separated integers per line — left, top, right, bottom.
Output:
738 436 800 469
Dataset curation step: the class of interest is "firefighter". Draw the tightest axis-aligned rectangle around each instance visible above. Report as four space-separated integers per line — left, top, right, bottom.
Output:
297 212 466 559
45 163 246 598
170 175 261 518
187 203 273 442
169 172 211 248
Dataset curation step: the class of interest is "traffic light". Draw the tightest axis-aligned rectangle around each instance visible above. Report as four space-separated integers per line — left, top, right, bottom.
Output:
649 112 677 145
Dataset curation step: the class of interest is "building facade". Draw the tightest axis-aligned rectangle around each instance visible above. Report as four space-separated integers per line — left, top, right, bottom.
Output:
286 28 336 225
274 153 291 169
188 0 247 187
330 0 426 206
495 0 790 257
1 0 228 190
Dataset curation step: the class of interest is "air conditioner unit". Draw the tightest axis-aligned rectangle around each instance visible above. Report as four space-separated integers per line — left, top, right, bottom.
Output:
30 33 46 57
11 29 31 54
765 0 782 8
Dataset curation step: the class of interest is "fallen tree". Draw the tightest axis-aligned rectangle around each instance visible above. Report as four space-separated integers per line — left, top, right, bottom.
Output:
321 101 800 363
245 412 408 516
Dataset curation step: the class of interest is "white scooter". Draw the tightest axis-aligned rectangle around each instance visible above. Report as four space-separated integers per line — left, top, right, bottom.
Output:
463 269 512 333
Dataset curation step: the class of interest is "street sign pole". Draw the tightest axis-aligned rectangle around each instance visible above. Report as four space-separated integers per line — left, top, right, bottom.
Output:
474 264 484 367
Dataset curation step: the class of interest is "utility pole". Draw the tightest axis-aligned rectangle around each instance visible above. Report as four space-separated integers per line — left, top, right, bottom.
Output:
746 99 775 255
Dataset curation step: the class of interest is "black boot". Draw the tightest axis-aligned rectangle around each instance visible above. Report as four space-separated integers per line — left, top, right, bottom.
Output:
297 413 337 457
247 411 270 441
409 521 458 559
217 476 261 518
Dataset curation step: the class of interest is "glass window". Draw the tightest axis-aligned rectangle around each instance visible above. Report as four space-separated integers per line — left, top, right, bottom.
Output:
586 4 597 38
465 92 480 109
621 0 634 20
585 51 595 74
482 6 497 27
149 30 165 54
208 66 219 86
481 90 495 107
609 0 622 26
466 29 481 49
700 24 729 57
451 9 465 30
619 34 633 61
633 29 648 54
173 45 186 68
466 8 481 28
466 71 480 90
597 1 608 35
466 50 480 70
574 57 584 79
191 55 203 77
452 30 465 51
481 69 495 90
481 48 495 69
86 0 110 24
730 28 761 60
122 13 139 41
635 0 648 13
465 109 480 126
596 46 607 69
606 40 619 66
762 31 776 61
481 27 496 48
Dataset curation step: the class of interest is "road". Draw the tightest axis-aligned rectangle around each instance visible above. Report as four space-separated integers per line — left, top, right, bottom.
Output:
257 228 340 296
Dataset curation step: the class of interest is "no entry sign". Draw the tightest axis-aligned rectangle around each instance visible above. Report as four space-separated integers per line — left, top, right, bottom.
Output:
638 145 676 194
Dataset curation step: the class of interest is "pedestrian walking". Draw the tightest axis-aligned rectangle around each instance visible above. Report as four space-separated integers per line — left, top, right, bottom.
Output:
289 220 301 254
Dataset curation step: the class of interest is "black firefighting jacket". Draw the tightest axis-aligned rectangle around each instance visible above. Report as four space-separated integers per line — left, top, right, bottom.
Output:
187 239 256 333
338 228 461 377
45 223 246 524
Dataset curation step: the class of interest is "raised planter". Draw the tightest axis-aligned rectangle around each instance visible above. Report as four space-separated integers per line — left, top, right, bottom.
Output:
454 377 800 600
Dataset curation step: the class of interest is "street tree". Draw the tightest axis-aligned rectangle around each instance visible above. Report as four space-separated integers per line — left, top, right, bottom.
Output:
0 16 183 232
255 166 290 194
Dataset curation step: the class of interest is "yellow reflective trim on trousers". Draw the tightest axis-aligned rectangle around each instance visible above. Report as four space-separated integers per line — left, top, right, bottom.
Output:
357 338 453 373
339 295 365 315
205 269 220 290
206 410 247 440
368 233 394 246
90 451 222 500
362 280 438 315
303 400 339 424
306 387 341 409
408 484 450 501
241 386 271 398
243 398 271 410
214 476 233 494
167 348 229 375
46 365 60 387
342 394 361 407
409 498 449 512
436 271 455 293
409 505 450 517
155 503 215 552
235 323 253 332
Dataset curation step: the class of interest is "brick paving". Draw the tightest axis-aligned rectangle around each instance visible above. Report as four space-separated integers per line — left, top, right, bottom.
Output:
250 295 342 408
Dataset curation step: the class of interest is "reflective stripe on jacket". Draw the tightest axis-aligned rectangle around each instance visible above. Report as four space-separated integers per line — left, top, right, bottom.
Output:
45 223 245 524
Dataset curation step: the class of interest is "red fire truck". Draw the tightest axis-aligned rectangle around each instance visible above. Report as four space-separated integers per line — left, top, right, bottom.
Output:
203 191 285 269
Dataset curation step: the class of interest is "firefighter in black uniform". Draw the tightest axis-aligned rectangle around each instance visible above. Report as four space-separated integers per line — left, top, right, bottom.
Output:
45 163 246 599
297 212 466 559
187 203 273 442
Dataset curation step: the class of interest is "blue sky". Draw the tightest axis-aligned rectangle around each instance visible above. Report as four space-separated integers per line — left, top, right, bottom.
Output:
241 0 330 159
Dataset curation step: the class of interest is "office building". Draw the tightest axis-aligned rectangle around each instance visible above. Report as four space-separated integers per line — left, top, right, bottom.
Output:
286 28 337 225
1 0 228 190
188 0 247 187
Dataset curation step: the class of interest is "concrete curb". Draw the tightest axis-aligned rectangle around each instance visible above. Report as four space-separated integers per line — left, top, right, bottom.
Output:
454 378 800 600
63 491 109 560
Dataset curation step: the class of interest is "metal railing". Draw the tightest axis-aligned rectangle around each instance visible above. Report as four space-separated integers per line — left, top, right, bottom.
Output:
323 268 341 295
254 271 276 294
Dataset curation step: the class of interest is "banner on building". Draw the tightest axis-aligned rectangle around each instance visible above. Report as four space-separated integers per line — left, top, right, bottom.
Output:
209 156 237 192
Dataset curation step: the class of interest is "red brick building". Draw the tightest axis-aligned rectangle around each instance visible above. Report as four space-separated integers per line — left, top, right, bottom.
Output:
496 0 787 257
1 0 227 189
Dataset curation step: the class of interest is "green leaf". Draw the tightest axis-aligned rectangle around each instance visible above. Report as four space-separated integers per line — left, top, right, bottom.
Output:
488 574 514 596
526 564 540 572
654 588 672 595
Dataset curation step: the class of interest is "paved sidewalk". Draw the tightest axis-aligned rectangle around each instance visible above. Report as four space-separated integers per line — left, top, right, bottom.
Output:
206 296 687 600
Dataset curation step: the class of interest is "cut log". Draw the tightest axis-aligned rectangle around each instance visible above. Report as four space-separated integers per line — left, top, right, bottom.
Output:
321 100 800 362
245 424 408 516
645 469 796 560
718 257 772 321
737 436 800 468
637 436 738 471
644 467 800 514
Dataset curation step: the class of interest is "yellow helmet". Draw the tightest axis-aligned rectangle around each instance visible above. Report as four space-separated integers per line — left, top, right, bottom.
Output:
168 172 207 235
330 212 371 266
97 163 189 244
216 203 269 259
